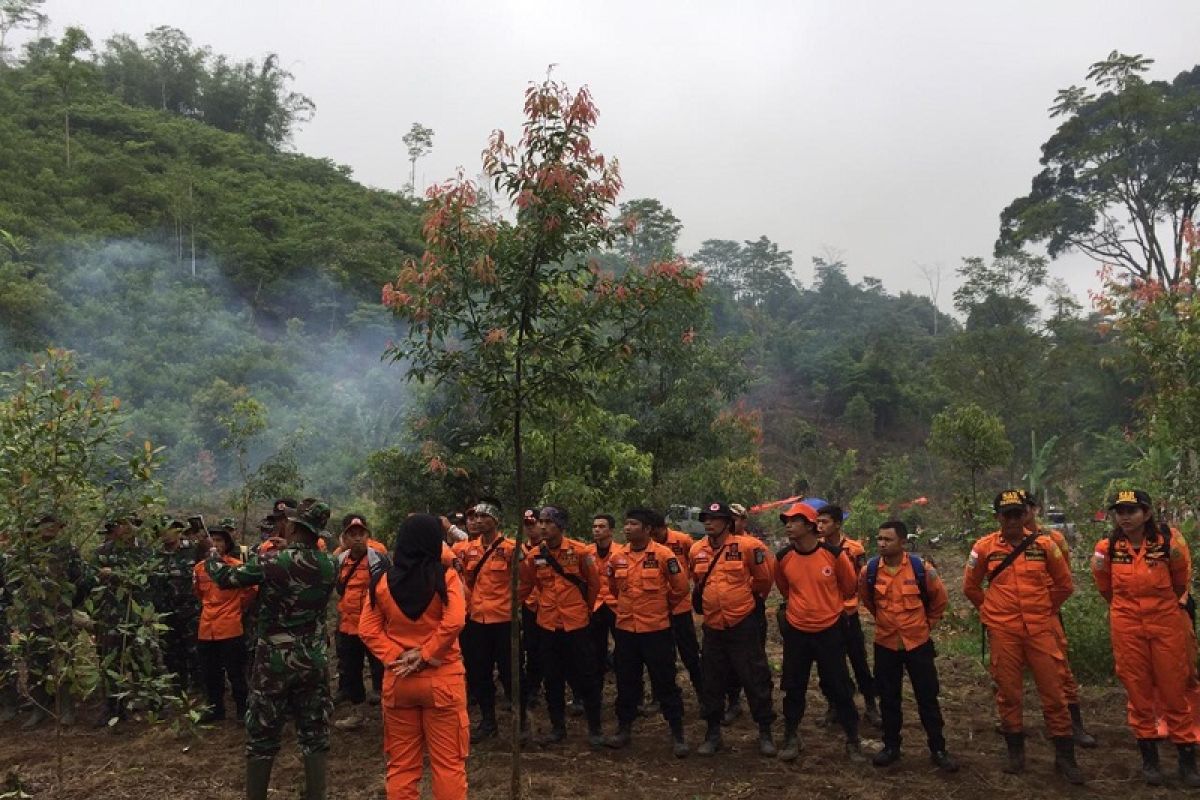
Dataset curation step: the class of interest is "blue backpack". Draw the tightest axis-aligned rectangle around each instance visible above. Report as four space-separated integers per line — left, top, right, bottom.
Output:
864 554 930 611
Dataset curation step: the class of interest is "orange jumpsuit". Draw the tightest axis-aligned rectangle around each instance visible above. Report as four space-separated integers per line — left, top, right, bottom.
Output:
1030 523 1082 706
963 531 1074 736
358 568 468 800
1092 528 1197 743
335 539 389 636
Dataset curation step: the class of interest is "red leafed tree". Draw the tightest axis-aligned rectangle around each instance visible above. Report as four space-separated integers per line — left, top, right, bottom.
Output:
382 75 704 796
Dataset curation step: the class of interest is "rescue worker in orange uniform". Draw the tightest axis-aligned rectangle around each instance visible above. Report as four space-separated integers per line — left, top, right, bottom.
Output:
859 519 957 772
453 506 483 710
457 501 521 743
518 505 604 747
651 512 703 697
602 508 691 755
518 509 544 710
332 514 390 731
1092 489 1200 787
588 514 619 690
193 526 256 723
722 502 773 725
815 505 878 728
358 513 469 800
690 502 776 757
774 502 863 762
1022 492 1097 748
963 489 1084 784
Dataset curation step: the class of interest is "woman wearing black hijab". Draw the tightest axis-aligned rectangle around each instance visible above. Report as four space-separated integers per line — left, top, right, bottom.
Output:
359 514 469 799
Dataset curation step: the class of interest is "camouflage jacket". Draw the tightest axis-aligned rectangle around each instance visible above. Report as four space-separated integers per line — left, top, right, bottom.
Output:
204 541 335 642
91 539 153 618
8 540 92 628
150 541 201 613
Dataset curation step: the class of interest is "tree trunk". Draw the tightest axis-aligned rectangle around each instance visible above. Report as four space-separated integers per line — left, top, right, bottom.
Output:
64 109 70 170
508 301 532 800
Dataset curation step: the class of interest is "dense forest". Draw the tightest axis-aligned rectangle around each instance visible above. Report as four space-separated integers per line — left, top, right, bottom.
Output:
2 18 1195 540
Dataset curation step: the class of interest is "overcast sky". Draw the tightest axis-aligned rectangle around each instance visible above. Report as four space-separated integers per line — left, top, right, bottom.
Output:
33 0 1200 308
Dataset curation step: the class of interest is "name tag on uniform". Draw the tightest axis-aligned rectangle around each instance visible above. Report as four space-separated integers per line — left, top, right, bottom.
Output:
534 557 549 567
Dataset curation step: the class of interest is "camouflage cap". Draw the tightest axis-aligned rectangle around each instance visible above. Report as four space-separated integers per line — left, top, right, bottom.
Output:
286 504 326 536
218 516 237 530
298 499 331 528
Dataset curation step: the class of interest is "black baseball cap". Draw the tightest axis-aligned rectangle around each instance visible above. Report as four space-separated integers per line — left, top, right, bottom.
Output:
1109 489 1152 510
698 502 735 522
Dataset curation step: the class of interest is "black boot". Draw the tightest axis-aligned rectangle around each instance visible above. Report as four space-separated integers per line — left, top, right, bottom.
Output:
1053 736 1086 785
302 751 327 800
758 723 777 757
604 722 632 749
1068 703 1097 748
669 719 688 758
697 721 723 756
1137 739 1163 786
1178 743 1200 788
471 708 499 744
246 758 273 800
778 723 802 762
1002 732 1026 774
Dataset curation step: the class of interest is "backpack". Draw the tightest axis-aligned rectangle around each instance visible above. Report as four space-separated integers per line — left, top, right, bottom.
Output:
864 554 930 612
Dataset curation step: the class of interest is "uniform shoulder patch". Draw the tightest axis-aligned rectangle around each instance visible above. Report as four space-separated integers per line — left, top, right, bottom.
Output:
667 558 681 575
754 548 765 565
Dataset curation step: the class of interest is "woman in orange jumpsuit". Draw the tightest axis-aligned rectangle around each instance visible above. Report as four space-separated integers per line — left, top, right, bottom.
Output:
192 527 256 723
1091 489 1200 787
359 514 468 800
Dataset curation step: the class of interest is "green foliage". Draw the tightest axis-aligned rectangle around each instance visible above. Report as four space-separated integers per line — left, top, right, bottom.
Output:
0 350 184 789
846 455 915 540
928 402 1013 514
1059 566 1116 684
999 51 1200 288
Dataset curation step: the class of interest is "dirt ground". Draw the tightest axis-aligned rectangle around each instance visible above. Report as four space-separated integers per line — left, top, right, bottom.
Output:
0 548 1179 799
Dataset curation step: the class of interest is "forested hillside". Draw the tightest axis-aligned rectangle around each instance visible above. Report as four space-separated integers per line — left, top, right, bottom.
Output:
0 23 1163 535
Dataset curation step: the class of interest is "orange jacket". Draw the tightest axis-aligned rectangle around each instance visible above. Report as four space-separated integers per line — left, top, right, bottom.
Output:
334 539 389 635
775 542 857 633
358 568 467 698
859 553 949 651
1092 527 1191 624
590 541 619 611
831 535 867 612
193 556 256 640
518 537 600 632
606 541 689 633
459 534 518 624
1027 521 1071 561
688 533 772 630
963 530 1073 634
655 528 696 615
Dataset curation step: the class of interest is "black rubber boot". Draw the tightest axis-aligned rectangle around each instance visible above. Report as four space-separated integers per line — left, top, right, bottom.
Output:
246 758 273 800
604 722 632 749
1178 743 1200 788
1068 703 1097 749
669 719 688 758
302 751 327 800
778 723 801 763
1002 732 1026 774
697 722 723 756
1137 739 1163 786
758 723 777 757
1053 736 1086 785
471 716 499 743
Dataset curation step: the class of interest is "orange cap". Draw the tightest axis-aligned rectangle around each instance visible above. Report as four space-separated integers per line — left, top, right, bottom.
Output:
779 502 817 524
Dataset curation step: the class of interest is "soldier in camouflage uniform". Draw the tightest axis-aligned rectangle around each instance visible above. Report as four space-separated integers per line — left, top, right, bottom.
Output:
299 498 338 553
203 502 335 800
152 516 202 694
91 511 152 728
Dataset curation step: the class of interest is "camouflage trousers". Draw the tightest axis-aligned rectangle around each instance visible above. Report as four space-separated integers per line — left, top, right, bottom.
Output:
245 634 332 759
